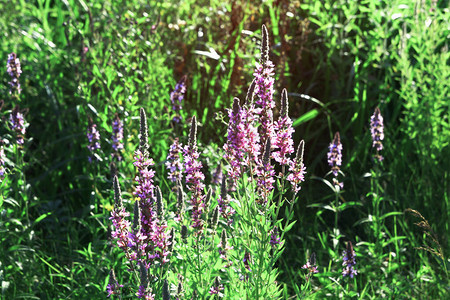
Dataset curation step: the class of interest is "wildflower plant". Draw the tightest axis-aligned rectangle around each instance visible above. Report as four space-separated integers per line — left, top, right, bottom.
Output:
87 117 101 163
9 106 27 146
370 107 384 162
170 75 187 124
108 25 307 299
342 241 357 278
6 52 22 95
111 114 124 161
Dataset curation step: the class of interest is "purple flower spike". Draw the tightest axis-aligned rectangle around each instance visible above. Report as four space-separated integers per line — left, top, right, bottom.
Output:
110 176 132 251
170 75 187 123
111 114 124 161
370 107 384 161
183 116 206 232
209 277 224 296
137 262 155 299
223 97 246 182
327 132 342 177
287 140 306 193
6 52 22 95
218 230 233 268
106 269 123 297
9 106 27 145
302 252 319 275
243 252 252 271
254 25 275 147
269 226 281 248
342 241 357 278
273 89 294 167
166 138 183 183
217 176 235 226
255 139 275 204
0 143 5 181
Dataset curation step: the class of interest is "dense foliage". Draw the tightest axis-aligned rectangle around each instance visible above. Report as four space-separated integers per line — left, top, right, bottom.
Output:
0 0 448 298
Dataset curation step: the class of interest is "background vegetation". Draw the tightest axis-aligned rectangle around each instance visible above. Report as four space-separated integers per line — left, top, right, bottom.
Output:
0 0 448 298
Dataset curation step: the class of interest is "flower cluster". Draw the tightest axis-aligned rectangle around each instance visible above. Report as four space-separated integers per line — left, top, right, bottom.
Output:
6 52 22 95
327 132 343 188
106 269 123 298
137 263 155 299
243 252 252 271
151 187 172 264
217 176 235 226
255 140 275 204
133 150 156 203
109 110 174 299
223 98 246 182
166 138 183 183
87 119 100 162
170 75 187 123
269 226 281 248
273 89 294 167
9 107 27 145
174 185 185 222
209 276 224 296
241 98 261 166
110 176 132 252
183 116 206 232
0 143 5 182
218 230 233 268
287 140 306 193
111 114 124 161
342 241 357 278
254 25 275 147
302 252 319 279
370 107 384 161
328 132 342 176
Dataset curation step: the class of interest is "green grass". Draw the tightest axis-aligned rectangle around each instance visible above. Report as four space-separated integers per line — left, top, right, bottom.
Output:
0 0 448 298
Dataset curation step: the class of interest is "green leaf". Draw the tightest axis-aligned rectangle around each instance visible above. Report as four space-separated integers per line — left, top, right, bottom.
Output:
284 220 297 233
34 212 51 224
293 109 319 127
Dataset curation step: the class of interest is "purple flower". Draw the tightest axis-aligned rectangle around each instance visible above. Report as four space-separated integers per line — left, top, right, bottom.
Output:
223 98 246 182
133 150 156 202
241 103 261 167
327 132 342 177
287 140 306 193
0 143 5 181
166 138 183 183
111 114 124 161
87 118 101 163
342 241 357 278
243 252 252 271
110 176 132 252
183 116 205 232
106 269 123 297
133 149 158 263
137 263 155 299
174 185 185 222
217 230 233 267
6 52 22 94
273 89 294 167
170 75 187 123
253 25 275 147
9 106 27 145
269 226 281 248
217 176 235 226
370 107 384 161
209 277 224 296
302 252 319 279
211 163 222 186
255 139 275 204
151 187 171 264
